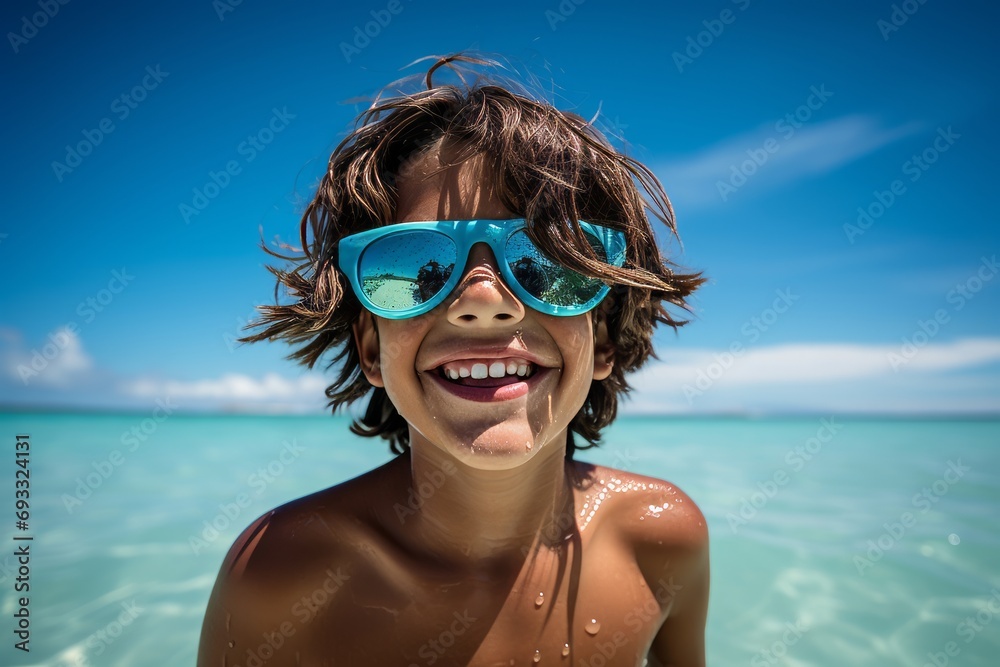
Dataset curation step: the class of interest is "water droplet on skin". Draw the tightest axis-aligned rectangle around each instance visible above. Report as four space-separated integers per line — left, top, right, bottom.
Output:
228 640 236 648
535 592 545 607
533 649 541 662
584 618 601 635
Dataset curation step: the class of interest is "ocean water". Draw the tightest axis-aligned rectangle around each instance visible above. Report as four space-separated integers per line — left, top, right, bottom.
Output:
0 412 997 666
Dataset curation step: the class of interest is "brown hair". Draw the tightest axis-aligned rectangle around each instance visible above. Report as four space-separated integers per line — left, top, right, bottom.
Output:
239 55 704 459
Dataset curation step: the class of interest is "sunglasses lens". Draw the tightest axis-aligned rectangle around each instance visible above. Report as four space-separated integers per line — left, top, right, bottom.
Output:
358 231 456 311
505 230 607 308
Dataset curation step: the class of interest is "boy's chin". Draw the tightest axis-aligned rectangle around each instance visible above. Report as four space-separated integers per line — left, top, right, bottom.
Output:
428 422 563 470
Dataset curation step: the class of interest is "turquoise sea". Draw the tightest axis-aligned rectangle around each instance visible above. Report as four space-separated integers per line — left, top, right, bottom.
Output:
0 412 997 666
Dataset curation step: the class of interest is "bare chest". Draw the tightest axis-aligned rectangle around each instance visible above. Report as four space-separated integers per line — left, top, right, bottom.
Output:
288 529 667 666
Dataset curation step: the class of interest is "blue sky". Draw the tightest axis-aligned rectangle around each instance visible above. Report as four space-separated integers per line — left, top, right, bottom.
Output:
2 0 998 415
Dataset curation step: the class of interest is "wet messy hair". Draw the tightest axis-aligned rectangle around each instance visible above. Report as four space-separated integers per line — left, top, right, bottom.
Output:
239 54 704 459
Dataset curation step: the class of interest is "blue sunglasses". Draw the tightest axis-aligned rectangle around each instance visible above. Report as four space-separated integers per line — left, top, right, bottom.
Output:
337 219 626 319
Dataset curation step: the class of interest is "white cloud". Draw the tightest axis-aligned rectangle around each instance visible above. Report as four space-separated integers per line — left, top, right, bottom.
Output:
655 115 924 209
638 337 1000 387
642 338 1000 387
4 321 997 415
123 372 329 403
624 338 1000 414
895 338 1000 373
1 325 332 413
1 325 94 388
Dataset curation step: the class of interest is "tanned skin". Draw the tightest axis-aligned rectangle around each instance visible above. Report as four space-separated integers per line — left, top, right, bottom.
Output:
198 151 709 666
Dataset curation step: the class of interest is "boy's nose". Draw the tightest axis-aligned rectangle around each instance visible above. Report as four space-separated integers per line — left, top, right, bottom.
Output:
446 243 525 327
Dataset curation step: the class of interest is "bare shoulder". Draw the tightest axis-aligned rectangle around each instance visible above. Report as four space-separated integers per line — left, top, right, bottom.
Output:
572 461 709 602
572 461 708 553
220 455 402 581
573 462 710 664
197 456 404 666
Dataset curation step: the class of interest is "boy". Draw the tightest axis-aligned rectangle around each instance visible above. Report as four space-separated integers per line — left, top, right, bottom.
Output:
199 55 709 666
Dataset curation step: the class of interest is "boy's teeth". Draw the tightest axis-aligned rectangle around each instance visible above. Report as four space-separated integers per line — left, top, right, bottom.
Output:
439 358 536 381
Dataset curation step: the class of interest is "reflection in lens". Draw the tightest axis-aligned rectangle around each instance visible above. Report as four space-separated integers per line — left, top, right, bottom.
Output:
506 230 604 307
416 260 452 303
510 256 550 297
359 231 456 310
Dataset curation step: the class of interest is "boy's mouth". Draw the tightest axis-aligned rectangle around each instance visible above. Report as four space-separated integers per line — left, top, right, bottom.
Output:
435 358 537 387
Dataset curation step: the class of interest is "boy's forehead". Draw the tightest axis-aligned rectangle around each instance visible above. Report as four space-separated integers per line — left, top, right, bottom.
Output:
395 149 513 223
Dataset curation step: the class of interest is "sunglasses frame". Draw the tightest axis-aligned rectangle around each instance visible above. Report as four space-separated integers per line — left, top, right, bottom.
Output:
337 219 627 319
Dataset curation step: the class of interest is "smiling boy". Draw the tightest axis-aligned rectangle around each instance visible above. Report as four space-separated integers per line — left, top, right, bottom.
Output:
198 56 709 666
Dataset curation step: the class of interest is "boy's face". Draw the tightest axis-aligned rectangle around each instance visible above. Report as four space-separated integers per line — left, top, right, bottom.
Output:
353 150 615 469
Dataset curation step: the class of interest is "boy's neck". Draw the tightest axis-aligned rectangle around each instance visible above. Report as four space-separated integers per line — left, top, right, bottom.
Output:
391 434 576 576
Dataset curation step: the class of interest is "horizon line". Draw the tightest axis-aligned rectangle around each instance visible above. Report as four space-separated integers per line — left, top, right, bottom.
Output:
2 404 998 421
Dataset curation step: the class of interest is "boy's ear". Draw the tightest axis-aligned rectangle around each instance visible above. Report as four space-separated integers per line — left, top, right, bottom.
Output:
353 310 384 388
592 315 616 381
